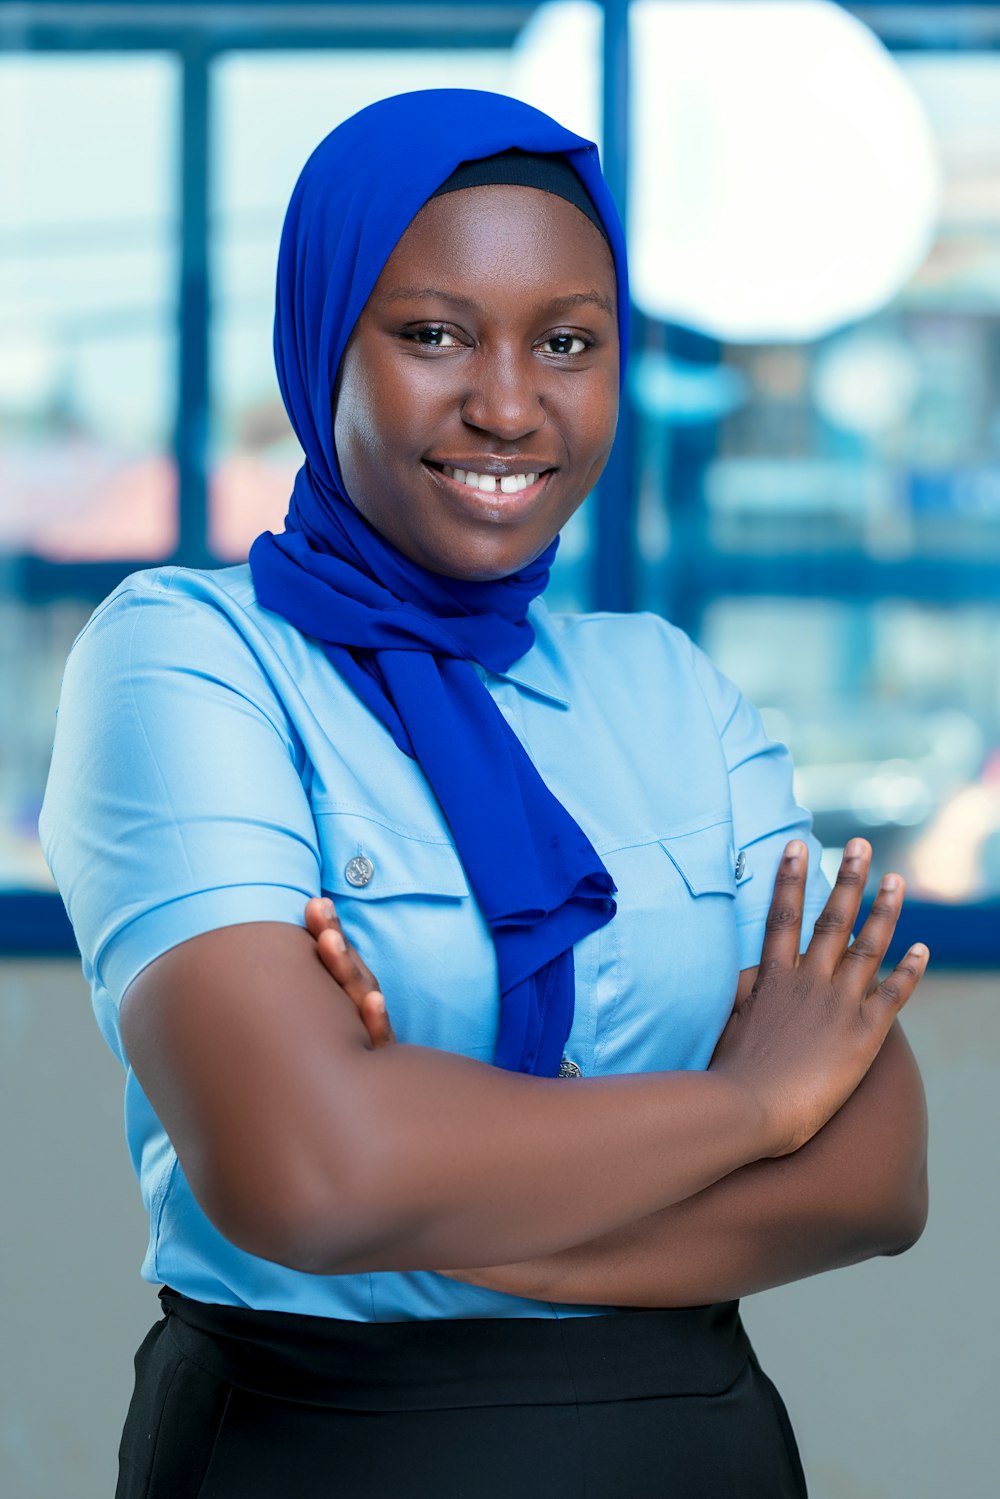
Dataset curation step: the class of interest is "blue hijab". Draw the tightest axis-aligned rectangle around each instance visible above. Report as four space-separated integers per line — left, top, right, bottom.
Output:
249 89 629 1076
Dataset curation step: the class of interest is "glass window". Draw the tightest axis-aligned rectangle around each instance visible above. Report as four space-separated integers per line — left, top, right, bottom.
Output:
701 598 1000 900
0 54 180 561
0 598 95 888
668 53 1000 905
6 30 1000 943
1 53 178 890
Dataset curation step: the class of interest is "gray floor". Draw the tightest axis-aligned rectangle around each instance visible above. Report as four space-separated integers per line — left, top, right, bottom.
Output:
1 960 997 1498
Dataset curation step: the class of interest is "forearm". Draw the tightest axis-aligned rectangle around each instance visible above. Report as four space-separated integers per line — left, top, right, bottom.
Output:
313 1046 770 1275
445 1023 928 1306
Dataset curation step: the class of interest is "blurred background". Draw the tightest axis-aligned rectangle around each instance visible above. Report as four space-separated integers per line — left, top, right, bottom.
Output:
0 3 997 1497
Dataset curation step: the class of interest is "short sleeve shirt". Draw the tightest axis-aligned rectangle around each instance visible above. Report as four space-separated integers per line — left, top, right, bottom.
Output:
40 565 829 1321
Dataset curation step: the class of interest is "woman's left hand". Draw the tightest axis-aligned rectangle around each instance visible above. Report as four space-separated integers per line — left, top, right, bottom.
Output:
304 896 395 1048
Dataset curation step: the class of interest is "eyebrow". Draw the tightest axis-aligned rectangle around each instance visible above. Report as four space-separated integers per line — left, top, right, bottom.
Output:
380 286 616 318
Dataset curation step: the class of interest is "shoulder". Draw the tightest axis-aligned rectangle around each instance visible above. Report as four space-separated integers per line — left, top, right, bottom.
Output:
62 563 321 722
531 601 701 685
41 566 323 998
68 563 260 657
532 601 734 721
537 601 696 664
43 565 312 848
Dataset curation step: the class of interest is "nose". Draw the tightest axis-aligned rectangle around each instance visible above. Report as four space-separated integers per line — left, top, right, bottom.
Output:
460 348 545 442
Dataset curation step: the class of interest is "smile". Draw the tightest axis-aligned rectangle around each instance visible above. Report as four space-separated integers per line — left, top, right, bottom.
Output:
423 461 555 516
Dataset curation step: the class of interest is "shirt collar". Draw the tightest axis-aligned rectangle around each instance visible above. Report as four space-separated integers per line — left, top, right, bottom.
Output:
489 600 571 707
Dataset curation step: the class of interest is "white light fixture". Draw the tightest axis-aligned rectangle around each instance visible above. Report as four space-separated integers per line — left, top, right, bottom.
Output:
513 1 941 342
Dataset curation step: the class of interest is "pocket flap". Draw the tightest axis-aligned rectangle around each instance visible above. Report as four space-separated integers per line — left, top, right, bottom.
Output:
316 811 469 900
659 823 738 897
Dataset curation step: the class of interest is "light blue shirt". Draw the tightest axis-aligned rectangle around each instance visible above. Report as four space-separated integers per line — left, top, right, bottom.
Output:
40 564 828 1321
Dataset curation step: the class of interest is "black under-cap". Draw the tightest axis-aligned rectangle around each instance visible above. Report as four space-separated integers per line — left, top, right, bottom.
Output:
430 148 611 245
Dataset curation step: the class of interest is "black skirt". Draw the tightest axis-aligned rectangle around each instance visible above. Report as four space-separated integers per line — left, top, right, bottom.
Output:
117 1288 807 1499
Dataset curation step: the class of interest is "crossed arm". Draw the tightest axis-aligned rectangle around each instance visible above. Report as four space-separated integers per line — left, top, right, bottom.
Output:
303 850 928 1308
121 840 927 1284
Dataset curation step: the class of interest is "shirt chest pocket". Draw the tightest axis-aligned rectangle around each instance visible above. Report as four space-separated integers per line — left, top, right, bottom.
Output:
594 820 743 1074
658 821 748 899
314 810 501 1059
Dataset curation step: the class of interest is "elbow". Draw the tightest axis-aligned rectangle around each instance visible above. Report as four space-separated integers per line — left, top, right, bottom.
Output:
879 1162 929 1258
206 1184 373 1276
192 1138 401 1276
834 1159 929 1264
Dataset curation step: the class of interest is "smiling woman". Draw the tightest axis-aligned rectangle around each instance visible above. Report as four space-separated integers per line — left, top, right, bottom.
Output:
39 89 928 1499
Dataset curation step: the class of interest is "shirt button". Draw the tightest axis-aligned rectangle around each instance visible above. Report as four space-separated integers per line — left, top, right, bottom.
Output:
344 855 375 888
735 849 747 881
558 1057 583 1078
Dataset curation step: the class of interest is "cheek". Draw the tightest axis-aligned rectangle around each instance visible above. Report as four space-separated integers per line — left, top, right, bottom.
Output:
341 355 445 475
577 377 619 465
334 355 395 497
599 386 620 450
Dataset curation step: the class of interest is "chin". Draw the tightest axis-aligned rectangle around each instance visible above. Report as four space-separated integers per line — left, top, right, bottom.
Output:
423 556 522 584
438 550 549 585
409 532 552 585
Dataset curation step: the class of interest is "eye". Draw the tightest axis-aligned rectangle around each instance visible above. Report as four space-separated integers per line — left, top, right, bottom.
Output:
539 332 592 357
406 325 462 348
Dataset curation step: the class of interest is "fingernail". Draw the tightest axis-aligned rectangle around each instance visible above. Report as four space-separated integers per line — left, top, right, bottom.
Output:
370 991 386 1015
881 874 899 893
846 838 867 858
329 929 346 954
322 899 335 921
909 943 929 961
786 840 805 860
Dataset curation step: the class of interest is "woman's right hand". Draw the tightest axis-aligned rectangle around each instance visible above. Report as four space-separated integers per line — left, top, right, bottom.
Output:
709 838 928 1158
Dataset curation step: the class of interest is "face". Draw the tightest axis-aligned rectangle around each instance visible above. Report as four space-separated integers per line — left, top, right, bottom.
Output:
333 182 619 581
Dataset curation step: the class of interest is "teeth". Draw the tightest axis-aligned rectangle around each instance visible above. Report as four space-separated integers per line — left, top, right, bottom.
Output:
440 466 541 492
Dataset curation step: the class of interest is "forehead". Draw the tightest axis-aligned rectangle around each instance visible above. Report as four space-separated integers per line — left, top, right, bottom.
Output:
373 183 617 307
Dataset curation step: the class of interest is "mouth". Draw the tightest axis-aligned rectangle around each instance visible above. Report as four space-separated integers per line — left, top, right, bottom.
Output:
422 461 556 512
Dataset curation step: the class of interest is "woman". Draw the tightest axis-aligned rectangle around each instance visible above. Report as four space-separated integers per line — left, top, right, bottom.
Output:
40 90 928 1498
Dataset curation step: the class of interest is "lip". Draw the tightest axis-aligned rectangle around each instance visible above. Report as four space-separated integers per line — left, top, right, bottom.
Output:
422 460 555 519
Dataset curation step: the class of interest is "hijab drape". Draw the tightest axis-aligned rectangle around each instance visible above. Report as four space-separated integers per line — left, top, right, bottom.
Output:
249 89 629 1075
